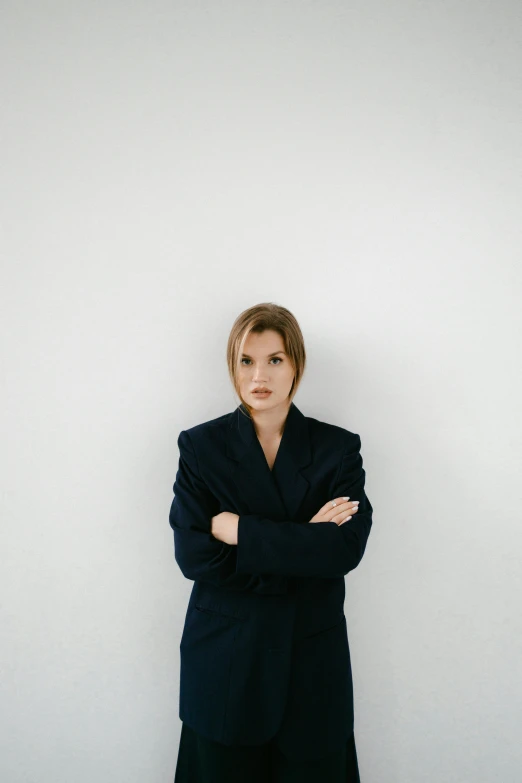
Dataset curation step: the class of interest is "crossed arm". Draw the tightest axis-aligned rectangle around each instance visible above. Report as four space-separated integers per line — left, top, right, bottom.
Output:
169 429 373 591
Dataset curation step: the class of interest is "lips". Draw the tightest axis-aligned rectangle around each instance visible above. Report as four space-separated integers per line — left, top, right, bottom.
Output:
252 389 271 393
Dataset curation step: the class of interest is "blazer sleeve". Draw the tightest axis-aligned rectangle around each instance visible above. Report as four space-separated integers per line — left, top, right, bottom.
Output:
235 433 373 579
169 430 288 594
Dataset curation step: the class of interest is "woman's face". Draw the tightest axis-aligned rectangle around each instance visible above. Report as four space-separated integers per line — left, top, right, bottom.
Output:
238 330 295 413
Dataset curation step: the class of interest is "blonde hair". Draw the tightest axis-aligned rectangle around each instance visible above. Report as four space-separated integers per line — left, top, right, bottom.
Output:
227 303 306 419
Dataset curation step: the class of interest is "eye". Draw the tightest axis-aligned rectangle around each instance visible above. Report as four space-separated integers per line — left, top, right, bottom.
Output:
240 357 283 366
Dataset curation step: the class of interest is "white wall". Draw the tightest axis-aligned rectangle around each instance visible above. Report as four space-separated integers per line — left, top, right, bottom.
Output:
1 2 521 781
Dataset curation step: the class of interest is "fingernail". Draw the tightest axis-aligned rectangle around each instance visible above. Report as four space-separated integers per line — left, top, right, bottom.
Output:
343 516 352 522
343 497 350 500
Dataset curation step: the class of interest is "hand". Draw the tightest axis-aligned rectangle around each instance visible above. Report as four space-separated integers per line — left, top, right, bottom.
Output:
211 511 239 545
309 497 360 526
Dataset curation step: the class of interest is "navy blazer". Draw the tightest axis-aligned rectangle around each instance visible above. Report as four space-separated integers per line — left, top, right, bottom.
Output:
169 401 373 761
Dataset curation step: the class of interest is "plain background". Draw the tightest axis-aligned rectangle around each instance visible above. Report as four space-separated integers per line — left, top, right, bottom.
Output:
1 2 521 781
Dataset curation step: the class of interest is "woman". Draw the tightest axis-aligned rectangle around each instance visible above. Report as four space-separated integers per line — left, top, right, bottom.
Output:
169 303 373 782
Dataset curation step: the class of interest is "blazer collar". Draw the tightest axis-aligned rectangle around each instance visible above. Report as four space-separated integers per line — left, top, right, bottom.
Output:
226 401 312 521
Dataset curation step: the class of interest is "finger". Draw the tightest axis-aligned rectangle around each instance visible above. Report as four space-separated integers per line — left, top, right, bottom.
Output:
315 507 356 525
314 498 360 525
333 496 360 509
332 504 359 525
325 500 360 521
317 496 352 517
330 497 360 515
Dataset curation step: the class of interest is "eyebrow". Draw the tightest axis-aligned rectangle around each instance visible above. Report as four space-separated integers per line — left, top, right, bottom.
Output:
241 351 285 358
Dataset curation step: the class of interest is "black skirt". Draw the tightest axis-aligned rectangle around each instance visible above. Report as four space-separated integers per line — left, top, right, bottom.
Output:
174 721 361 783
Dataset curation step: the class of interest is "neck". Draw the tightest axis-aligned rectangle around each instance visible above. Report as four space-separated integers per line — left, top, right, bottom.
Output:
250 401 291 440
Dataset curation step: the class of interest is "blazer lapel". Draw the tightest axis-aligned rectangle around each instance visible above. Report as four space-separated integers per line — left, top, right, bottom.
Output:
226 401 312 522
